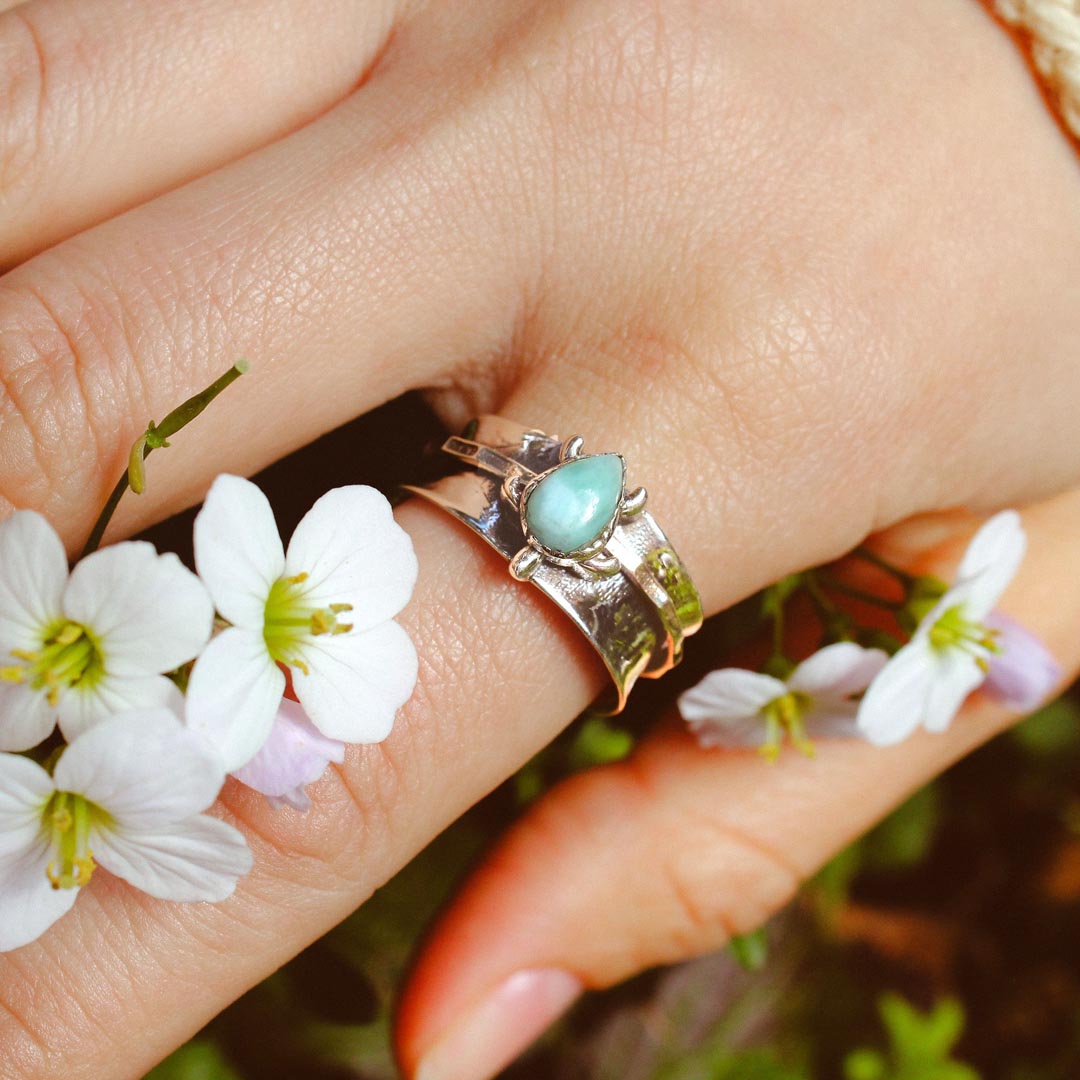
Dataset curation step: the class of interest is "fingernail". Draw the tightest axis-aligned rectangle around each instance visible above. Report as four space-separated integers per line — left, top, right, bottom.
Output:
413 968 582 1080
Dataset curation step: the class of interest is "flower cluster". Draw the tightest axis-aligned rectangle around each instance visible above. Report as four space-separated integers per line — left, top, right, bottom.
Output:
0 368 418 952
680 512 1060 757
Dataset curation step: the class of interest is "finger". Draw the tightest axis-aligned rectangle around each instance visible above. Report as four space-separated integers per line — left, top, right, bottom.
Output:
0 6 1078 1078
393 492 1080 1080
0 0 400 265
0 19 534 549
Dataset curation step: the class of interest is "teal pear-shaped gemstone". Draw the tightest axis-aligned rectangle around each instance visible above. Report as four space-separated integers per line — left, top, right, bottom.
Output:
524 453 624 554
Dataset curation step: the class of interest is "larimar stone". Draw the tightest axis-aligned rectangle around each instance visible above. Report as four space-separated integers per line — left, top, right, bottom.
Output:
524 453 624 554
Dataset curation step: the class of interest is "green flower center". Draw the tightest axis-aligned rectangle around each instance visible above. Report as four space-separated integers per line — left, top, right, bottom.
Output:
263 572 353 675
0 620 104 706
927 606 999 665
760 691 816 761
42 791 111 890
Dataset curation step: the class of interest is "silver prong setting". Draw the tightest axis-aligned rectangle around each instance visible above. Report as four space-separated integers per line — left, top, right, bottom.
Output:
620 486 648 517
509 547 542 581
560 435 585 461
576 551 621 578
502 473 528 506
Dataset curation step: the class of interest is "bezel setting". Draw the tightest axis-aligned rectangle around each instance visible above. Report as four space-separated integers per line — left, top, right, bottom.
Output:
506 436 647 582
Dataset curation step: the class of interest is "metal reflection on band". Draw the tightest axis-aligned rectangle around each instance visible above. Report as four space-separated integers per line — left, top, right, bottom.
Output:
403 415 702 711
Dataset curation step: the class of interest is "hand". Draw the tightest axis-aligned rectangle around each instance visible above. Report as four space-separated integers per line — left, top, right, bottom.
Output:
1 1 1079 1078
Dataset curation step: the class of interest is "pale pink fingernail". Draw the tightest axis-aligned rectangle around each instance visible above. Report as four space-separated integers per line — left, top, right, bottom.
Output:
413 968 582 1080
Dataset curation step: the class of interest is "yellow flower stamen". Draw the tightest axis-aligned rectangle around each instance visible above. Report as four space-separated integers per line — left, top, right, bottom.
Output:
759 691 817 761
43 791 108 890
4 621 104 704
263 573 354 673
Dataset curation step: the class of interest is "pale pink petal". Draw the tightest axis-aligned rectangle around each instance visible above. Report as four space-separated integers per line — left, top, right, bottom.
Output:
856 641 936 747
0 682 57 752
284 486 418 632
689 711 773 750
0 510 66 647
983 611 1062 711
293 620 417 743
185 627 285 771
788 643 888 698
193 474 284 628
93 815 252 903
0 753 52 859
232 697 345 809
54 710 225 829
0 841 79 952
63 543 213 676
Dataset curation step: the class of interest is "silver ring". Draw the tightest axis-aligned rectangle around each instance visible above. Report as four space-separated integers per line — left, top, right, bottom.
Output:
404 415 703 711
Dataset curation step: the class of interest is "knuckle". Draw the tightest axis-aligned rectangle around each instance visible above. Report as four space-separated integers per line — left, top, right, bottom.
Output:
0 11 47 204
0 984 50 1080
618 756 802 961
0 10 95 216
0 274 138 526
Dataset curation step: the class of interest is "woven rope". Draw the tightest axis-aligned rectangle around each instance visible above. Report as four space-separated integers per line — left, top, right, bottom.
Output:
996 0 1080 138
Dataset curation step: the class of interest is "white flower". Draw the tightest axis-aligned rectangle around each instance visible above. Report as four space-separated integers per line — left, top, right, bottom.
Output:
678 642 888 758
857 511 1026 747
0 708 252 952
186 476 419 771
232 697 346 812
0 511 214 751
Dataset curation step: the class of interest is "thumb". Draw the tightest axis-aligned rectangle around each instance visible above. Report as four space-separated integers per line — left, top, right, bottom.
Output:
394 491 1080 1080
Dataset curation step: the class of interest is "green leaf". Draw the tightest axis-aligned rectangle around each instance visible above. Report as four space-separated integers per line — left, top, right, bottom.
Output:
568 716 635 770
1011 696 1080 757
144 1041 241 1080
729 927 769 972
844 1049 888 1080
863 783 940 871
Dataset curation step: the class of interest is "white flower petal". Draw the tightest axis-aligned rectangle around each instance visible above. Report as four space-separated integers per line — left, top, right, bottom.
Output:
802 699 861 740
63 543 213 676
0 753 52 858
54 710 225 828
0 510 67 646
0 840 79 952
93 815 252 903
689 711 772 750
232 697 345 800
0 682 57 752
856 641 936 747
294 619 417 743
953 510 1026 618
677 669 786 725
56 672 182 742
284 486 418 632
923 650 984 733
193 474 284 627
956 510 1025 582
185 627 285 771
788 643 888 698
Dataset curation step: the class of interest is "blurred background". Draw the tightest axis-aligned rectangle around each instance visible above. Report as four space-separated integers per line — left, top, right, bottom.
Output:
141 393 1080 1080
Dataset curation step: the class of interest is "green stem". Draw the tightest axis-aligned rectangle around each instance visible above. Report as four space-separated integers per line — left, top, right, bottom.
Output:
852 545 914 586
79 361 249 559
819 575 904 611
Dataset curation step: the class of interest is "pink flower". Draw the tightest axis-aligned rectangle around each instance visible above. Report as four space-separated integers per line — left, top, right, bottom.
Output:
231 698 345 812
983 611 1061 712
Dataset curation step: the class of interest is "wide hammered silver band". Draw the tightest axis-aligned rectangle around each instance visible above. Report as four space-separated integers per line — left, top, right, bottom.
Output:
403 415 703 711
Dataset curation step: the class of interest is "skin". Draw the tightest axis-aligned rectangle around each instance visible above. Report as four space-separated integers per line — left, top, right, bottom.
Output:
0 0 1078 1077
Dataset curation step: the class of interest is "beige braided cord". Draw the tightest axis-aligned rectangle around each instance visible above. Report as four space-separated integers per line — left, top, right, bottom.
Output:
996 0 1080 138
